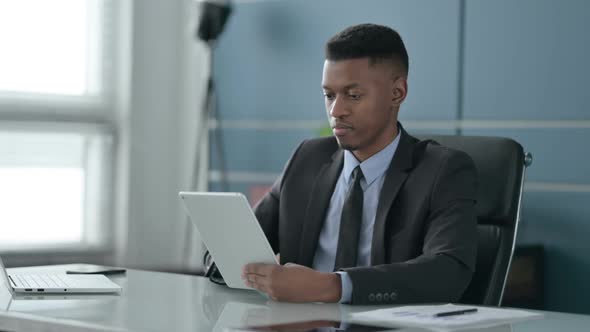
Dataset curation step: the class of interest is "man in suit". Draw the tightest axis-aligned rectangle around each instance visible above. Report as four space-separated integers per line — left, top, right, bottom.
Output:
240 23 478 305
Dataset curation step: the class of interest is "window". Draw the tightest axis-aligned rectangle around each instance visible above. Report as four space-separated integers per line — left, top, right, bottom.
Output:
0 0 107 98
0 126 113 250
0 0 116 252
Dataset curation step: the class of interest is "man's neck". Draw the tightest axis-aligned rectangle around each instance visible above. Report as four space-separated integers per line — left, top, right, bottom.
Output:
352 126 399 162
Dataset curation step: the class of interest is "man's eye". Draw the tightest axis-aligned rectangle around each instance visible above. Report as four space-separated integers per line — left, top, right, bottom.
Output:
348 93 361 100
324 93 335 100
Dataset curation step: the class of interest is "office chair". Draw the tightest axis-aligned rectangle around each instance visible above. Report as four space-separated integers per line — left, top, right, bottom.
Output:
419 135 533 306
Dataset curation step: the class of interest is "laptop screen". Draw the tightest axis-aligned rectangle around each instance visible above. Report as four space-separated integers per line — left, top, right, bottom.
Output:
0 256 13 290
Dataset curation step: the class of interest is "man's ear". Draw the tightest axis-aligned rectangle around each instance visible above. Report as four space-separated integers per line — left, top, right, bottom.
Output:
391 76 408 107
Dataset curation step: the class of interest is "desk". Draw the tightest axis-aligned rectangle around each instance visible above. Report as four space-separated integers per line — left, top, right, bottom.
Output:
1 264 590 331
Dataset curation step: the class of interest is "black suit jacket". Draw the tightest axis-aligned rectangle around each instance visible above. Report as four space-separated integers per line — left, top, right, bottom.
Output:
254 124 478 305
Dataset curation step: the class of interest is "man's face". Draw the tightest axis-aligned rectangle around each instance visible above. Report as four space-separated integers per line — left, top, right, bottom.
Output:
322 58 406 161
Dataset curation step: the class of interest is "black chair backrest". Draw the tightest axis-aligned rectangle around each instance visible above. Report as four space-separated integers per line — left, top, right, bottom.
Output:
419 135 527 305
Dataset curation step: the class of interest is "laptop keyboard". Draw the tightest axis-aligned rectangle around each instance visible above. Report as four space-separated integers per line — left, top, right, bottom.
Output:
11 274 75 289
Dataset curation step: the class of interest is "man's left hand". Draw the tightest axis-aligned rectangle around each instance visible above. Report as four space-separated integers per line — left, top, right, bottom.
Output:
241 263 341 303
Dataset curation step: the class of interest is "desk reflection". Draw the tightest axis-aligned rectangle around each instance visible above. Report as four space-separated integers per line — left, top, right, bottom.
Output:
212 301 352 332
201 285 350 332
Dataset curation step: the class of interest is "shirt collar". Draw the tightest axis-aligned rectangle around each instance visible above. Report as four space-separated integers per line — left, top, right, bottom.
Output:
342 130 401 187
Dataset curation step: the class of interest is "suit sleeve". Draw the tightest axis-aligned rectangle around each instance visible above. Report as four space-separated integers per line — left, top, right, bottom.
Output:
343 150 478 305
252 176 281 253
253 140 307 254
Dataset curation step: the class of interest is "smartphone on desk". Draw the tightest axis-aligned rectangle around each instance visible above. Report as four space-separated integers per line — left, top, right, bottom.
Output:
231 320 396 331
65 266 126 275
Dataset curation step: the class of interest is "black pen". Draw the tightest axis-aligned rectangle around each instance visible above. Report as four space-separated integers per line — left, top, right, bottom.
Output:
433 308 478 317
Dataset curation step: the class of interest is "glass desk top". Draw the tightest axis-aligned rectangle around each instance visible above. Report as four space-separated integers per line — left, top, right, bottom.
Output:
1 264 589 332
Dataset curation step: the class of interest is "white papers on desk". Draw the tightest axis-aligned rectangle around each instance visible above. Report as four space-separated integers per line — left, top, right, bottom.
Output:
351 304 542 331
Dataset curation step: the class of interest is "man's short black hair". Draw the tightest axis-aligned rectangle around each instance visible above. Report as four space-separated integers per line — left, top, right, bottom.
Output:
325 23 409 75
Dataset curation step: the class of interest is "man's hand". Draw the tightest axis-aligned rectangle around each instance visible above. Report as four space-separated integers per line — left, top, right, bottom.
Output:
241 263 341 303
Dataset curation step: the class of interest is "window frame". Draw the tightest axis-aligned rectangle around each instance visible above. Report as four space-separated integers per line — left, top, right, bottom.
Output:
0 0 119 257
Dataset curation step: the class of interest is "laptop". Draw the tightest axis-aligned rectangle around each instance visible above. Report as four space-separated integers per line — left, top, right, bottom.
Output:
0 256 121 294
179 192 278 290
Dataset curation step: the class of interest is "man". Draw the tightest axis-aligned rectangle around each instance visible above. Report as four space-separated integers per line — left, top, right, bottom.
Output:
238 23 477 305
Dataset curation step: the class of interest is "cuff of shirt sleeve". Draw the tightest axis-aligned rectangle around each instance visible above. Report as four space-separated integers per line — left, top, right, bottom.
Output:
335 271 353 304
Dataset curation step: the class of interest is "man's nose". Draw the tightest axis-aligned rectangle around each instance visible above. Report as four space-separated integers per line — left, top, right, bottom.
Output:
329 97 347 118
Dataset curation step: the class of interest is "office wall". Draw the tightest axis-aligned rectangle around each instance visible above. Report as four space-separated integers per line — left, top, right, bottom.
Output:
210 0 590 313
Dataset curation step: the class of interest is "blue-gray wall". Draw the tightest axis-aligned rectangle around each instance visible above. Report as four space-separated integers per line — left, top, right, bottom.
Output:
209 0 590 314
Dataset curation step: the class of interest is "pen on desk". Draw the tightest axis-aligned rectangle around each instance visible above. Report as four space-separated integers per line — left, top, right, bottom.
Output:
433 308 478 317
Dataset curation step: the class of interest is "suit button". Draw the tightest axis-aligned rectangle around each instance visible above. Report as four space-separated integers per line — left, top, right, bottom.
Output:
383 293 390 301
390 292 397 301
368 293 375 302
376 293 383 302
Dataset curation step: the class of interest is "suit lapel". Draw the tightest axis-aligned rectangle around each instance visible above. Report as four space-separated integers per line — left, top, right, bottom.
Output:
371 126 417 265
298 150 344 267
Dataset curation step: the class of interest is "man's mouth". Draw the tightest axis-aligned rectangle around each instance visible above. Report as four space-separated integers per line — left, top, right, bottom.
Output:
332 124 353 136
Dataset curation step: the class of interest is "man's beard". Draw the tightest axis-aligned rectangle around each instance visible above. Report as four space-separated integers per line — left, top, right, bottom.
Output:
336 140 357 151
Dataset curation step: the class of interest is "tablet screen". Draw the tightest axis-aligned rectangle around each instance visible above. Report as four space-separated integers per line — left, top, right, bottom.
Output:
179 192 278 290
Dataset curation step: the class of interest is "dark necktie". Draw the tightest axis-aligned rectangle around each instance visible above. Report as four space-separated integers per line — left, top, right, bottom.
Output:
334 166 364 271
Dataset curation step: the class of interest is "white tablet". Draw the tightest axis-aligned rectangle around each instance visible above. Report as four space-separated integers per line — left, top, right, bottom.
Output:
179 192 278 289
